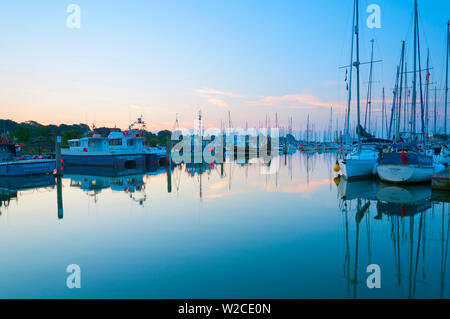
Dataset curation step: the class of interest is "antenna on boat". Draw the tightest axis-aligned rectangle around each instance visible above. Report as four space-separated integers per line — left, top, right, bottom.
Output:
173 113 179 131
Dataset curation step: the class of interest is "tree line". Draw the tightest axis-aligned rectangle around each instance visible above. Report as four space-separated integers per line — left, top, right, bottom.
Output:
0 119 172 154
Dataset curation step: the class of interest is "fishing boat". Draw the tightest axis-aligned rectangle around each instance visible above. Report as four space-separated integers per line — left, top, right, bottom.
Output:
0 142 55 176
144 146 166 167
61 116 154 169
62 130 146 169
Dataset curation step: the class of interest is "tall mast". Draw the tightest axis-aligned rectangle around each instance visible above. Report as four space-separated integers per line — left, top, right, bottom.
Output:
306 114 310 143
445 21 449 135
417 3 425 143
382 87 385 139
330 107 333 142
397 41 406 141
345 0 356 144
425 49 430 138
404 63 408 133
364 39 375 133
411 0 418 137
434 86 437 135
355 0 362 152
389 65 400 139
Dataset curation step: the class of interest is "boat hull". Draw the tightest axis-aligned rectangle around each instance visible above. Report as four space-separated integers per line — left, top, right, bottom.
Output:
61 153 145 169
145 153 160 172
431 169 450 190
0 159 55 176
339 158 377 180
377 164 433 183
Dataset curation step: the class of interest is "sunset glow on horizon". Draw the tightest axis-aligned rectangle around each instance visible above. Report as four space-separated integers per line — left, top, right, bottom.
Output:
1 0 449 133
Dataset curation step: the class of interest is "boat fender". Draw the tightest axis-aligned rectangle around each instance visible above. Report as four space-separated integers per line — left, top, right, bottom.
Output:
333 176 341 185
333 160 340 172
123 131 129 137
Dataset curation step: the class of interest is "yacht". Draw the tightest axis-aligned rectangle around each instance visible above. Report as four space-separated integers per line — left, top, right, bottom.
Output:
377 150 443 183
338 143 380 180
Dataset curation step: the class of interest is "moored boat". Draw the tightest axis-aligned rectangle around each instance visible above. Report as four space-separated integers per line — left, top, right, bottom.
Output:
0 143 55 176
431 168 450 190
62 131 146 169
377 151 439 183
338 144 379 180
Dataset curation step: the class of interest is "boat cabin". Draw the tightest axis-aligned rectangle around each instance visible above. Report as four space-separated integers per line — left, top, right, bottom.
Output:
67 131 145 153
0 143 16 162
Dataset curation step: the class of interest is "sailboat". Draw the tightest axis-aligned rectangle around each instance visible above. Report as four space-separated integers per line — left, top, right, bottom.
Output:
377 0 443 183
338 0 380 180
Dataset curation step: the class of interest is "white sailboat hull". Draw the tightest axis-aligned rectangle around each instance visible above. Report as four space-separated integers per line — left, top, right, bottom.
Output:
377 164 433 183
339 158 377 180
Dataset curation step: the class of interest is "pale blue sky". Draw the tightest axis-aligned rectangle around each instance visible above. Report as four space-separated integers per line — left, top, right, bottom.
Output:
0 0 448 132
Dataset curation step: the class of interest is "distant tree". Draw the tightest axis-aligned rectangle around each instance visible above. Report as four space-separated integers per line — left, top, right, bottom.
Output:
62 130 82 147
157 130 171 145
148 137 160 147
14 126 31 143
145 132 157 144
36 125 53 139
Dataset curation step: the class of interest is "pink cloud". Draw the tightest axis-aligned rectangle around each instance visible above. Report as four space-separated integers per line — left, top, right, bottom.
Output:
247 93 346 110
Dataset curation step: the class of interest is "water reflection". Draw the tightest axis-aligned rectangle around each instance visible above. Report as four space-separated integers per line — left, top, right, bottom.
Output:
337 177 449 299
0 174 56 215
64 166 148 205
0 152 448 298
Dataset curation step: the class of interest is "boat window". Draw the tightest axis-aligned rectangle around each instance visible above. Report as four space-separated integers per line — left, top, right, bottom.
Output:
69 141 80 147
89 140 99 147
109 139 122 146
127 139 135 146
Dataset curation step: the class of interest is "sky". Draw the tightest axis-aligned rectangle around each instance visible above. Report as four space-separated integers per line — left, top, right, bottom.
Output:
0 0 449 133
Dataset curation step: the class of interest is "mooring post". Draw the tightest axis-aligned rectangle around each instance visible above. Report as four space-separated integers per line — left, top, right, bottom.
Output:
166 134 172 193
55 135 62 176
57 176 63 219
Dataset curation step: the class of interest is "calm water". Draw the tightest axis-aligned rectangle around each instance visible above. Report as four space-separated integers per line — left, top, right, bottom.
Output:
0 152 449 299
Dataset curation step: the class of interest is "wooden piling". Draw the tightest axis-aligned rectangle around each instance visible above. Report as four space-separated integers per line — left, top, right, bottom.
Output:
55 135 62 177
166 134 172 193
57 176 63 219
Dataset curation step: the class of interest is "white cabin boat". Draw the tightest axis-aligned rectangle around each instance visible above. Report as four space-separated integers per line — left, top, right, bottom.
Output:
62 131 146 169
